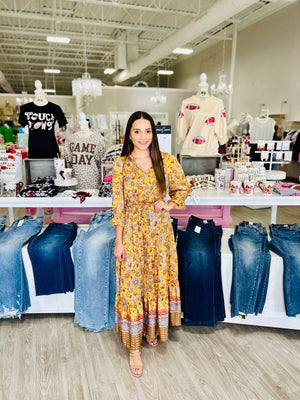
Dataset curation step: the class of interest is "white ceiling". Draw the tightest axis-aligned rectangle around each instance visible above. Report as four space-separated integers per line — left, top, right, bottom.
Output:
0 0 292 95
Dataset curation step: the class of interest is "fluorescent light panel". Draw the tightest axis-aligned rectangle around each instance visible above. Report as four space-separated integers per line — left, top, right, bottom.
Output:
173 48 194 55
47 36 70 44
44 89 56 93
104 68 116 75
157 70 174 75
44 68 61 74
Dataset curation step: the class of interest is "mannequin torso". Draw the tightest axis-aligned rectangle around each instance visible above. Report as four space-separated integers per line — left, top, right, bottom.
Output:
77 112 93 136
195 72 210 99
33 80 48 106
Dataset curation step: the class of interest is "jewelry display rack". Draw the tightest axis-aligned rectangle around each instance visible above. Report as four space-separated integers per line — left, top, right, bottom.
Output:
255 140 292 171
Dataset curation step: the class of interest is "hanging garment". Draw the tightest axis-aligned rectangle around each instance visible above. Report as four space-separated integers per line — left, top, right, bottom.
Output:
111 152 191 350
0 216 43 319
64 131 105 189
18 102 67 158
228 222 271 318
72 210 116 332
177 95 227 156
237 121 251 136
249 117 275 142
0 124 16 143
177 216 225 326
28 222 77 296
292 131 300 161
269 224 300 317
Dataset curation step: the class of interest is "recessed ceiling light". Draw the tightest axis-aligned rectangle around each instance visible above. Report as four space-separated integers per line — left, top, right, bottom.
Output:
173 48 194 55
44 68 61 74
104 68 116 74
157 70 174 75
46 36 70 44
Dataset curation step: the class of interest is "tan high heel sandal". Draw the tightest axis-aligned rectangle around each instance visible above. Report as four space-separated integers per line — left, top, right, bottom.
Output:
129 350 143 378
146 335 158 347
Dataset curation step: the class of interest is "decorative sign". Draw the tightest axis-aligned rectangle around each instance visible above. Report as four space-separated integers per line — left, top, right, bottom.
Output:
156 125 171 153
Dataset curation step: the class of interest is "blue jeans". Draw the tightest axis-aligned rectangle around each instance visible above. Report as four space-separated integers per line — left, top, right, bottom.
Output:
170 216 178 240
0 216 43 318
269 224 300 317
177 216 225 326
72 210 116 332
228 222 271 318
28 222 78 295
0 215 6 231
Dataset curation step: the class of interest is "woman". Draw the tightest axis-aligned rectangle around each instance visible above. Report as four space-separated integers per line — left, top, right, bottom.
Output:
111 111 191 377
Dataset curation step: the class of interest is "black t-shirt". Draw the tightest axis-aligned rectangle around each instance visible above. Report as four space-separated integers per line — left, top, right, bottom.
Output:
19 102 68 158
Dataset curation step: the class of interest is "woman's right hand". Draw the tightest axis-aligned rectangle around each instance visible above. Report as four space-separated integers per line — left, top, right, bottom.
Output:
114 242 125 262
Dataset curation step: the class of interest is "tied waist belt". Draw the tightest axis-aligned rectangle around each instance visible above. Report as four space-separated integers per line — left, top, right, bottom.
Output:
125 201 158 207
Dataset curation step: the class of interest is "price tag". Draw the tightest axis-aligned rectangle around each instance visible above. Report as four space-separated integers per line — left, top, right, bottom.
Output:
17 219 24 227
194 225 201 234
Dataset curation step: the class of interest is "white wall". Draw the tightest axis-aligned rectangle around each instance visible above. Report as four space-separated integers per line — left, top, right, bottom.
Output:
171 1 300 122
82 86 194 154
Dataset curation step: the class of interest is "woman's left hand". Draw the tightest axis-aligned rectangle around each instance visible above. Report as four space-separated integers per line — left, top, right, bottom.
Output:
154 199 175 212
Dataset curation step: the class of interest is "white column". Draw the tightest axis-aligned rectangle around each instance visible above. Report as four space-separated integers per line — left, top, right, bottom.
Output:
228 23 238 121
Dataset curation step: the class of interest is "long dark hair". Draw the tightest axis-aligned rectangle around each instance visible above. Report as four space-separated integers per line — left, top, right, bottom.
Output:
121 111 166 194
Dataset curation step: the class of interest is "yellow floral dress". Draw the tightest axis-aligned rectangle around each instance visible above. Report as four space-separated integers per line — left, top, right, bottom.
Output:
111 152 191 350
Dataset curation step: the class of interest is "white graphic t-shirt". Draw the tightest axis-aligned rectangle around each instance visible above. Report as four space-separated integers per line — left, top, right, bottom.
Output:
177 95 227 156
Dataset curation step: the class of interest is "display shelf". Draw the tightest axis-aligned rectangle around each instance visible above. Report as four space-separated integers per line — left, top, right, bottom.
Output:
21 227 300 330
254 140 292 171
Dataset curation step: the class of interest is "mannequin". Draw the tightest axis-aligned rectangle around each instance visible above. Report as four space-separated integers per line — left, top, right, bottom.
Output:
196 73 210 99
33 80 48 106
78 112 93 136
177 72 227 157
18 82 68 158
64 112 105 189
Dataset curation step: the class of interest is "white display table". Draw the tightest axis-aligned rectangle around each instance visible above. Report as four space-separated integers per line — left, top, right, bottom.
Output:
1 192 300 330
1 190 300 224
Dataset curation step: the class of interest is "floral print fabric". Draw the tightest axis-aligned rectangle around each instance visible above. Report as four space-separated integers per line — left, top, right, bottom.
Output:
111 152 191 350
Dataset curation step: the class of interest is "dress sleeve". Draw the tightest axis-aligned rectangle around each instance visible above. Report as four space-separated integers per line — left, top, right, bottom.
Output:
166 154 192 209
111 157 125 226
215 100 228 145
177 101 189 143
